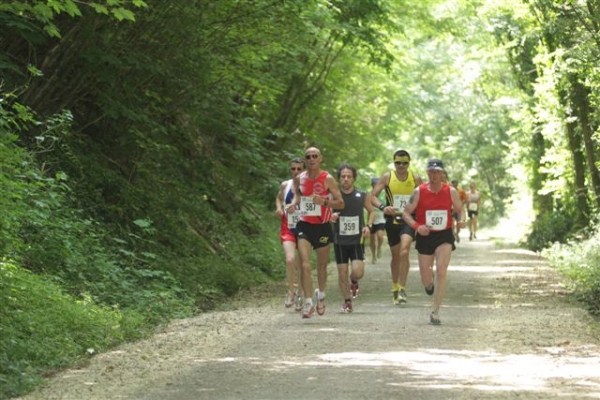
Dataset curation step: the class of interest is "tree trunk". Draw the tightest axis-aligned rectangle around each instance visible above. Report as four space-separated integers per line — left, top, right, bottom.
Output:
571 77 600 209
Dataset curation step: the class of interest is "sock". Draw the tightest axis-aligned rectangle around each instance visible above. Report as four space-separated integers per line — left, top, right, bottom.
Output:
393 283 400 292
317 290 325 300
306 298 313 305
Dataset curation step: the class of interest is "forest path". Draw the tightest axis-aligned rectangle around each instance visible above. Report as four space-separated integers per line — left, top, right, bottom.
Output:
21 226 600 399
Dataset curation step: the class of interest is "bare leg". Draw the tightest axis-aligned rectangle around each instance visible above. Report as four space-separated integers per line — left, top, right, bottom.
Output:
398 234 413 288
282 241 297 301
337 263 350 300
389 242 401 287
297 239 313 300
418 253 435 288
350 258 365 282
432 243 452 311
377 230 384 258
315 245 330 293
369 233 377 262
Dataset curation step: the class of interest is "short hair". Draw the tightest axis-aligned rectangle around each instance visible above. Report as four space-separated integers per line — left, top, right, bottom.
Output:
290 157 305 167
336 163 357 179
393 149 411 160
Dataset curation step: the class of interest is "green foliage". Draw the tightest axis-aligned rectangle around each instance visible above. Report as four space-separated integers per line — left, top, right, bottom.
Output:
542 226 600 316
0 262 147 398
525 205 575 252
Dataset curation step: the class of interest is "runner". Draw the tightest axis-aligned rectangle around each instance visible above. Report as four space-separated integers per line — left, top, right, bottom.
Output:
467 181 481 240
286 147 344 318
371 150 423 305
275 157 305 311
369 177 386 263
450 180 468 243
331 164 375 312
402 158 465 325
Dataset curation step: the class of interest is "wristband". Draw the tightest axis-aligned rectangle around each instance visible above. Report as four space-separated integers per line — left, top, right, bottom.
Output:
378 204 385 211
412 222 421 230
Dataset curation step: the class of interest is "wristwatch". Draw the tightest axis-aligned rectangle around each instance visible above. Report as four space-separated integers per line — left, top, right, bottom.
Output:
378 204 385 211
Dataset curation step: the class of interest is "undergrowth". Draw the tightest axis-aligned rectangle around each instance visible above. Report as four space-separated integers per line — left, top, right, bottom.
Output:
542 226 600 316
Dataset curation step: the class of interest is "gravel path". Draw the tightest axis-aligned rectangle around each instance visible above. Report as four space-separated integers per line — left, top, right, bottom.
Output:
20 228 600 399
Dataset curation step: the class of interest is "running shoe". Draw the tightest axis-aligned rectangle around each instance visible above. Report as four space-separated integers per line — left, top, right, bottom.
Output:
302 302 315 319
340 301 353 313
350 282 359 299
314 289 326 316
294 290 303 312
430 310 441 325
399 288 407 304
284 291 294 308
425 284 435 296
392 289 400 305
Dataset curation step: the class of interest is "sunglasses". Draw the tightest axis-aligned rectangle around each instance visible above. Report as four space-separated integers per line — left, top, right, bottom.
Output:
290 167 303 171
394 161 409 166
305 154 319 159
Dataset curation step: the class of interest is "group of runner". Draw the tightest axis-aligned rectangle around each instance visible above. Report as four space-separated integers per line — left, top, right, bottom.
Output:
275 147 481 325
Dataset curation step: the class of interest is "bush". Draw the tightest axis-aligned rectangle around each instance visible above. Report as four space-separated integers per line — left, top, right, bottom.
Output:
526 208 574 252
0 262 147 398
542 227 600 316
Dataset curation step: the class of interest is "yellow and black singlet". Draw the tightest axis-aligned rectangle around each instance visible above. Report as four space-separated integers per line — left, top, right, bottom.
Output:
385 170 417 225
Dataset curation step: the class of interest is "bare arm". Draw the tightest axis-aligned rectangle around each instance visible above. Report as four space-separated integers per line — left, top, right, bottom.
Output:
285 176 301 213
362 192 375 237
413 173 424 186
402 187 429 235
370 172 390 213
322 174 344 210
275 181 286 217
450 187 465 224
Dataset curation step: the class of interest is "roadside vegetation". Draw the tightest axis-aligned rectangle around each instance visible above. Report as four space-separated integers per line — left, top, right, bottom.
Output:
1 0 600 398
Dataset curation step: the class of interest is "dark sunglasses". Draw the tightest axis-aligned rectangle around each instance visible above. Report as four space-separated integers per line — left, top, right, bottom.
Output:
290 167 303 171
305 154 319 159
394 161 409 166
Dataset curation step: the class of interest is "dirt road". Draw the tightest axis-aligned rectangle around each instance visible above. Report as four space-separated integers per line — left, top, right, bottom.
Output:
21 228 600 399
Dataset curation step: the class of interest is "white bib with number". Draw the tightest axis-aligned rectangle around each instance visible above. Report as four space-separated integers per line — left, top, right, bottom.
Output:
287 210 299 229
339 216 359 236
468 203 478 211
426 210 447 230
300 196 321 216
374 211 386 224
393 194 410 213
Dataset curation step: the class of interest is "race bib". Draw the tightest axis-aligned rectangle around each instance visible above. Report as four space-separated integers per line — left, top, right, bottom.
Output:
393 194 410 213
300 196 321 216
374 211 386 224
287 210 299 229
425 210 447 230
339 216 359 236
468 203 478 211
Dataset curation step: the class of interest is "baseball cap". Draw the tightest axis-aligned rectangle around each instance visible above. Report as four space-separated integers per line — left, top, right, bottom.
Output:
426 159 444 171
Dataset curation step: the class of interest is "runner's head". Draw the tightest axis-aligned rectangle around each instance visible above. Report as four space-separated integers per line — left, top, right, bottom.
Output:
393 150 410 170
